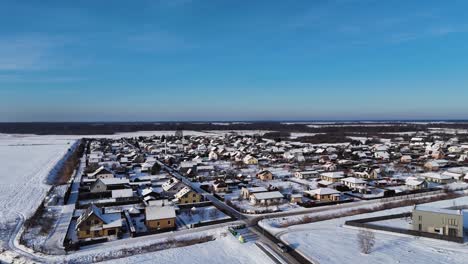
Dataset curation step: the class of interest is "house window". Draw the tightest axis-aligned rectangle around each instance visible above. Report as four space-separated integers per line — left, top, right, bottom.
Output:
94 231 99 236
193 193 196 197
418 224 422 231
157 221 160 226
168 220 171 225
86 230 90 235
418 215 422 221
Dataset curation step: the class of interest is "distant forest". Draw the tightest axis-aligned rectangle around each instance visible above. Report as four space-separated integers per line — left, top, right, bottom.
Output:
1 121 467 136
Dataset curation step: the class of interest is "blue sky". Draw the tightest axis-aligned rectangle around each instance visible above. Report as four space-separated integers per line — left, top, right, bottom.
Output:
1 0 468 122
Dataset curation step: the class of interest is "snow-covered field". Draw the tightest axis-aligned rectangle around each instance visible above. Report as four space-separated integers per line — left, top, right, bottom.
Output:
276 196 468 264
104 234 274 264
0 134 76 225
178 206 230 226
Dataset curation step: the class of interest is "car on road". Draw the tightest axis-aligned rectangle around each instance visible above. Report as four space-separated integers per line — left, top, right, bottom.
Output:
277 242 289 253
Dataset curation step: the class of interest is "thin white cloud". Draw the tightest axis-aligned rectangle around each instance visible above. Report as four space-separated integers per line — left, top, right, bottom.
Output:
0 74 84 83
0 34 65 71
126 31 195 53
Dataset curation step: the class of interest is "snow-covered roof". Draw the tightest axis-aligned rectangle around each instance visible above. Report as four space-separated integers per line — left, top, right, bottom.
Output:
307 188 340 196
421 172 453 180
341 177 366 184
405 176 426 186
414 205 462 216
111 189 133 198
246 187 268 193
321 171 344 179
251 191 283 200
145 205 176 220
174 186 193 199
88 166 114 177
100 178 129 185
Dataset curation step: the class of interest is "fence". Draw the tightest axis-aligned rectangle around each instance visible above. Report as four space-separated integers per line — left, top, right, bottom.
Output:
345 212 464 244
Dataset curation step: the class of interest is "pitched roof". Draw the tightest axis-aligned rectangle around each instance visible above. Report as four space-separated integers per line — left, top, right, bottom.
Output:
145 205 176 220
307 188 341 196
251 191 283 200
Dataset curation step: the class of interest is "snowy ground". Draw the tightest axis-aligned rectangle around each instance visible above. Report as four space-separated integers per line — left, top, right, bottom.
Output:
0 134 76 247
104 233 274 264
178 206 230 227
371 216 413 229
275 196 468 264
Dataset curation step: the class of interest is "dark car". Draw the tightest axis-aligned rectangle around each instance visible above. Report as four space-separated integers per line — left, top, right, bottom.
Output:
277 242 289 253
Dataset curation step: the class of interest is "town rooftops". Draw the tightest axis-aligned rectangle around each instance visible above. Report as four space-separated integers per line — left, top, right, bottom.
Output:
421 172 453 180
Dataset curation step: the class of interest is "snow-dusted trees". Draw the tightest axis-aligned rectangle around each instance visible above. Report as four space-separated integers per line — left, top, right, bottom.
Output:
357 230 375 254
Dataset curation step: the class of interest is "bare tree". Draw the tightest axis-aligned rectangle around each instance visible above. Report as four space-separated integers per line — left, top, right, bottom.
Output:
357 230 375 254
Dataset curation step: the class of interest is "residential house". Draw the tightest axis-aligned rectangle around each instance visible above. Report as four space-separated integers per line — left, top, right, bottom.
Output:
88 166 114 179
306 188 341 201
76 204 122 239
90 178 129 193
243 155 258 165
212 180 228 193
413 205 466 238
341 177 367 189
320 171 345 183
421 172 453 184
145 205 176 231
173 187 202 204
405 177 429 190
257 170 273 181
294 170 319 179
290 194 303 204
240 186 268 199
250 191 283 205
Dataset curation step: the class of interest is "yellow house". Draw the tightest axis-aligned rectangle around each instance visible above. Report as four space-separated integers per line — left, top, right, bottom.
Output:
243 155 258 165
320 172 344 183
174 187 202 204
306 188 341 201
76 204 122 239
145 205 176 231
256 170 273 181
213 180 228 193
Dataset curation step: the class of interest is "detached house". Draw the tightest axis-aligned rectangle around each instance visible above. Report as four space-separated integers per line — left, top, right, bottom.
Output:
405 176 429 190
250 191 283 205
257 170 273 181
306 188 341 201
320 172 345 183
240 186 268 199
294 170 319 179
87 166 114 179
341 177 367 189
76 204 122 239
413 205 466 238
212 180 228 193
145 205 176 231
90 178 129 193
243 155 258 165
174 187 202 204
